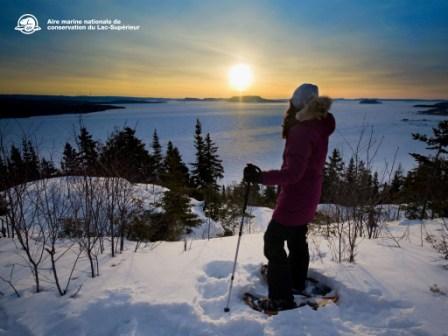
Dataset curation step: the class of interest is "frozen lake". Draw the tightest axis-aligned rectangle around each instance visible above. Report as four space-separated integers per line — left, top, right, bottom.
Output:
1 100 445 185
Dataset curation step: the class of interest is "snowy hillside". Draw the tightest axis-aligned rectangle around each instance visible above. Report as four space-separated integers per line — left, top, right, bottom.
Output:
1 215 447 335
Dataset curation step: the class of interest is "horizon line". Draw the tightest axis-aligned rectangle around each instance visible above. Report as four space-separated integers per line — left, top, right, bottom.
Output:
0 93 446 101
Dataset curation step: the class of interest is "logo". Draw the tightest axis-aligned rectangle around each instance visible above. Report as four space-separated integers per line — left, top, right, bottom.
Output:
15 14 41 35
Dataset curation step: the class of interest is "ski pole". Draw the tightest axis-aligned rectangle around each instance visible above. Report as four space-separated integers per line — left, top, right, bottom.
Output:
224 181 251 313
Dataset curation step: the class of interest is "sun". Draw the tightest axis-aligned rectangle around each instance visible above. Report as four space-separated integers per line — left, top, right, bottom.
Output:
228 64 253 92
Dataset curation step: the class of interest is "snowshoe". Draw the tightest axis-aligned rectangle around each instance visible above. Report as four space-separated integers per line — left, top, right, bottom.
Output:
243 292 302 315
254 264 339 312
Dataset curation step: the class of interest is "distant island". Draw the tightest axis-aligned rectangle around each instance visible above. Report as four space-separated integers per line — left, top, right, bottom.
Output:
414 102 448 116
359 99 382 104
0 94 289 119
0 95 163 119
226 95 284 103
180 95 285 103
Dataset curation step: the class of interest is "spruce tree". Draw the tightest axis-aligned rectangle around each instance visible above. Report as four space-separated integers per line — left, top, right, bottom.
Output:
221 185 226 200
262 186 277 208
219 182 254 235
22 139 40 181
342 157 357 205
159 140 200 237
190 120 224 204
371 171 380 201
204 133 224 191
160 189 200 240
8 145 24 185
357 161 372 205
61 143 79 175
77 127 98 175
345 158 356 184
201 133 224 219
389 164 404 202
407 120 448 218
100 127 152 182
0 153 7 190
161 141 189 190
323 149 344 202
191 119 206 194
40 158 58 178
151 129 163 182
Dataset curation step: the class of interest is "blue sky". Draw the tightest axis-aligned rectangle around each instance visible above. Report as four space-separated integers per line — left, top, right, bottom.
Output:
0 0 447 98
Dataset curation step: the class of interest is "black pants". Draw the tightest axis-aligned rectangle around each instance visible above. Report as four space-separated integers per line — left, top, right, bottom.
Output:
264 219 309 302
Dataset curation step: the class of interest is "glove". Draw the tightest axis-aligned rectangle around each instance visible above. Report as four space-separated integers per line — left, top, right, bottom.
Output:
243 163 262 184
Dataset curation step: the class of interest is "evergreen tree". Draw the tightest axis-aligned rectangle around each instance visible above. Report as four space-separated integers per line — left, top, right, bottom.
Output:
218 182 254 235
191 119 206 194
322 148 344 202
406 120 448 218
412 120 448 161
161 141 189 190
160 189 200 239
156 138 201 240
221 185 227 200
204 133 224 191
342 157 357 205
77 127 98 175
262 186 277 208
8 145 24 185
389 164 404 202
371 171 380 201
151 129 163 182
345 157 356 184
100 127 152 182
402 166 431 218
247 181 262 205
200 132 224 219
61 143 79 175
40 158 58 178
22 139 40 181
190 120 224 205
357 161 372 205
0 153 7 190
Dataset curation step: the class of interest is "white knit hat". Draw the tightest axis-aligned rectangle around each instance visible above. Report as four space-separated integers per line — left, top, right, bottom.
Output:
291 83 319 109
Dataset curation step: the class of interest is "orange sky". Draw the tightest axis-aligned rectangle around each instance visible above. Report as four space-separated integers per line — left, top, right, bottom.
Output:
1 1 447 99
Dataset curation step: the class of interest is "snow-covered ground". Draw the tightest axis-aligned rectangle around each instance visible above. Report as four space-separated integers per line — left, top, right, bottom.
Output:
0 176 268 241
1 211 447 335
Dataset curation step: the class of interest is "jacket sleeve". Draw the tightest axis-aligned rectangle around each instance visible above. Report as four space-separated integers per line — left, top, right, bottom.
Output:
261 127 314 186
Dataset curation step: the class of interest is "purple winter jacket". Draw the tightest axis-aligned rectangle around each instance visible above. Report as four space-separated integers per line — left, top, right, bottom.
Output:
261 113 336 226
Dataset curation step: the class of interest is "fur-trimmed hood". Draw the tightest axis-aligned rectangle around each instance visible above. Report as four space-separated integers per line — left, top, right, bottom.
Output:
295 96 332 121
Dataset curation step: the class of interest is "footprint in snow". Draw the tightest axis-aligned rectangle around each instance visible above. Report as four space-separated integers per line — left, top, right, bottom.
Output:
203 260 233 279
197 261 231 298
196 260 234 319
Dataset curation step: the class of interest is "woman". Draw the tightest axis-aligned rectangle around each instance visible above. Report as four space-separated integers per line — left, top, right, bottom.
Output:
244 83 335 311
